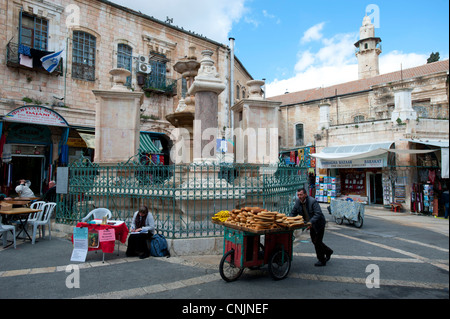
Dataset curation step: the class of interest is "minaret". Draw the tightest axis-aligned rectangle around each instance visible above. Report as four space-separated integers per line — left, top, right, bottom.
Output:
354 15 382 79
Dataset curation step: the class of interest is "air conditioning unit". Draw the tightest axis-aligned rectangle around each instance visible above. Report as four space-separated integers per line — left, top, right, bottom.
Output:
137 62 151 74
137 55 149 64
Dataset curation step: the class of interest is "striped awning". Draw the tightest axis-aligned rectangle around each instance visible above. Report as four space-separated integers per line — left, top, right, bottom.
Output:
139 133 162 154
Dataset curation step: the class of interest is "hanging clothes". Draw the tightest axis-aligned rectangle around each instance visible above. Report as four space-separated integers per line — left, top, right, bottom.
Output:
30 48 53 69
428 170 436 184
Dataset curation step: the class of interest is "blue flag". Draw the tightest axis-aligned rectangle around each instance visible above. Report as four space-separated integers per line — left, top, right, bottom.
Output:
40 50 64 73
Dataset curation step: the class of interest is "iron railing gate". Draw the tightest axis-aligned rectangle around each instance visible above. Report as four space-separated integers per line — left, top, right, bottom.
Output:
56 156 308 239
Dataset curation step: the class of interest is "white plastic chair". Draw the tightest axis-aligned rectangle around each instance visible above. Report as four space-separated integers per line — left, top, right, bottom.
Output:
20 201 47 238
0 222 16 249
29 201 46 222
30 202 56 244
81 208 112 222
11 201 45 230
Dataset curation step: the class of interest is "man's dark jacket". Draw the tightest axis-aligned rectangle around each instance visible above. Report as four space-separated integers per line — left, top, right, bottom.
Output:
290 196 326 231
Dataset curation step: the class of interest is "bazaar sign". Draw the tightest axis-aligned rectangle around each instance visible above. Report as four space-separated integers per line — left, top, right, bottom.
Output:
319 158 385 169
4 106 69 127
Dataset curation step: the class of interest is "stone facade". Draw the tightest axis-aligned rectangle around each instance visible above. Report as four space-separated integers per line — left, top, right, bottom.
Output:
0 0 252 136
273 63 449 152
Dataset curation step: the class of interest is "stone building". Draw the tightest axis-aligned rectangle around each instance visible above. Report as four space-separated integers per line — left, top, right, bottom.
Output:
270 16 449 214
0 0 252 196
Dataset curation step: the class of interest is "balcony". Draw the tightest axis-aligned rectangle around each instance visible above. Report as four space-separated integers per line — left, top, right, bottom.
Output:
142 76 177 96
6 41 63 76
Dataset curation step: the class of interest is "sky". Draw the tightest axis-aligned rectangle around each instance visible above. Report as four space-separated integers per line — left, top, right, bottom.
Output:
108 0 449 97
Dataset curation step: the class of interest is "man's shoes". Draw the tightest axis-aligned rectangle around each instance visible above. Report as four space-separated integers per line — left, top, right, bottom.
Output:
326 250 333 262
314 261 326 267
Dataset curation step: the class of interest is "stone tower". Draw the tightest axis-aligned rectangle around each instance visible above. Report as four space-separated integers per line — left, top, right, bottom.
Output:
354 15 382 79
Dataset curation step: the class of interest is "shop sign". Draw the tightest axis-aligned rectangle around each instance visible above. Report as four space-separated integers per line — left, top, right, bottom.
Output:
5 106 68 127
320 158 384 169
7 123 51 144
67 138 88 148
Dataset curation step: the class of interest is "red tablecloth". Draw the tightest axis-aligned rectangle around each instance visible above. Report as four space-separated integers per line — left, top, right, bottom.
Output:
73 221 129 253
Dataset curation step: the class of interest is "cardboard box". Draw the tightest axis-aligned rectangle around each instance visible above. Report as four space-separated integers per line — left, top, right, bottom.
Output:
0 202 13 211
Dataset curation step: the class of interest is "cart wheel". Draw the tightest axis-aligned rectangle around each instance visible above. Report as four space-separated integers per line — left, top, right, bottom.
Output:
268 249 291 280
334 217 343 225
219 249 244 282
353 213 363 228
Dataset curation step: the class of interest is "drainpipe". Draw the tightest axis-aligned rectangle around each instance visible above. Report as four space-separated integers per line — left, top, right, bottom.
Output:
229 37 235 132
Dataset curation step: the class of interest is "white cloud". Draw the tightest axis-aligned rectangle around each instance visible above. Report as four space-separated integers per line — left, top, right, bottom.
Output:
294 50 315 72
108 0 247 44
301 22 325 43
262 9 281 24
267 64 358 97
379 50 427 74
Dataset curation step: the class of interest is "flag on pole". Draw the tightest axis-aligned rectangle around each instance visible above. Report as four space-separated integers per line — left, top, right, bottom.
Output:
40 50 64 73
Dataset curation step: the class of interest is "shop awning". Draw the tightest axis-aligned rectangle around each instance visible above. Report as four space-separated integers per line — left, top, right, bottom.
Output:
78 132 95 149
311 142 395 161
73 131 163 154
139 132 163 154
401 139 449 179
311 141 439 169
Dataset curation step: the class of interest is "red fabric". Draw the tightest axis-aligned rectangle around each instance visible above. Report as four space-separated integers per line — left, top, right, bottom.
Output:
73 222 129 253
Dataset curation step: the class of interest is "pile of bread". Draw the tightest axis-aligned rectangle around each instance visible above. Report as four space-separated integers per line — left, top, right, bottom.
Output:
225 207 304 231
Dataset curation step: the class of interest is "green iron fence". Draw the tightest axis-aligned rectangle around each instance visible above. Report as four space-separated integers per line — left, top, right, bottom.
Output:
56 156 308 238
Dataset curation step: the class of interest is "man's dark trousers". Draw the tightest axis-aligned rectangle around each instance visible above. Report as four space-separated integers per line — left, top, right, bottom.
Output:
310 226 332 263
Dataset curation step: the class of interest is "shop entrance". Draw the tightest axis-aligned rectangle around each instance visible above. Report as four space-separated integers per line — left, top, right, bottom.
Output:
11 155 45 196
368 173 383 204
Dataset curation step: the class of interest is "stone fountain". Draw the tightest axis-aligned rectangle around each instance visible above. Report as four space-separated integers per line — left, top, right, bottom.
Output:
166 45 200 163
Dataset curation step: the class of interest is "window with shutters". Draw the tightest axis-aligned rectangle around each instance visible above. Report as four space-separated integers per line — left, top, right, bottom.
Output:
20 13 48 50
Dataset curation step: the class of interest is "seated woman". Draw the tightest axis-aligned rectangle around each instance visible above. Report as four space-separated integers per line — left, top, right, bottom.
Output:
15 179 35 198
126 206 155 259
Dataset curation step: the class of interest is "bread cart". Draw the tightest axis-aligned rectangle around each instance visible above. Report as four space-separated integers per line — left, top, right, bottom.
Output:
212 220 307 281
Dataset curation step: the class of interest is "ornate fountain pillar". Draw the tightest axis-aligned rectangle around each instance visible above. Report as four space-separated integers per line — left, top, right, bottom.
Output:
188 50 226 164
166 45 201 164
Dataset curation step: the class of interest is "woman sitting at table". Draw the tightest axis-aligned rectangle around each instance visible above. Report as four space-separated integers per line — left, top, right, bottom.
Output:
126 206 155 259
15 179 35 198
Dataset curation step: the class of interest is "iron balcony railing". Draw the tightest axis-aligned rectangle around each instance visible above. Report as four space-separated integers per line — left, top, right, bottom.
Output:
6 41 63 76
143 76 177 96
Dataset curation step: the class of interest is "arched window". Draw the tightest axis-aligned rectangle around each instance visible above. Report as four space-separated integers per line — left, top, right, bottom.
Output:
72 31 96 81
354 115 365 123
148 52 167 89
295 124 304 146
236 85 240 100
117 43 132 86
